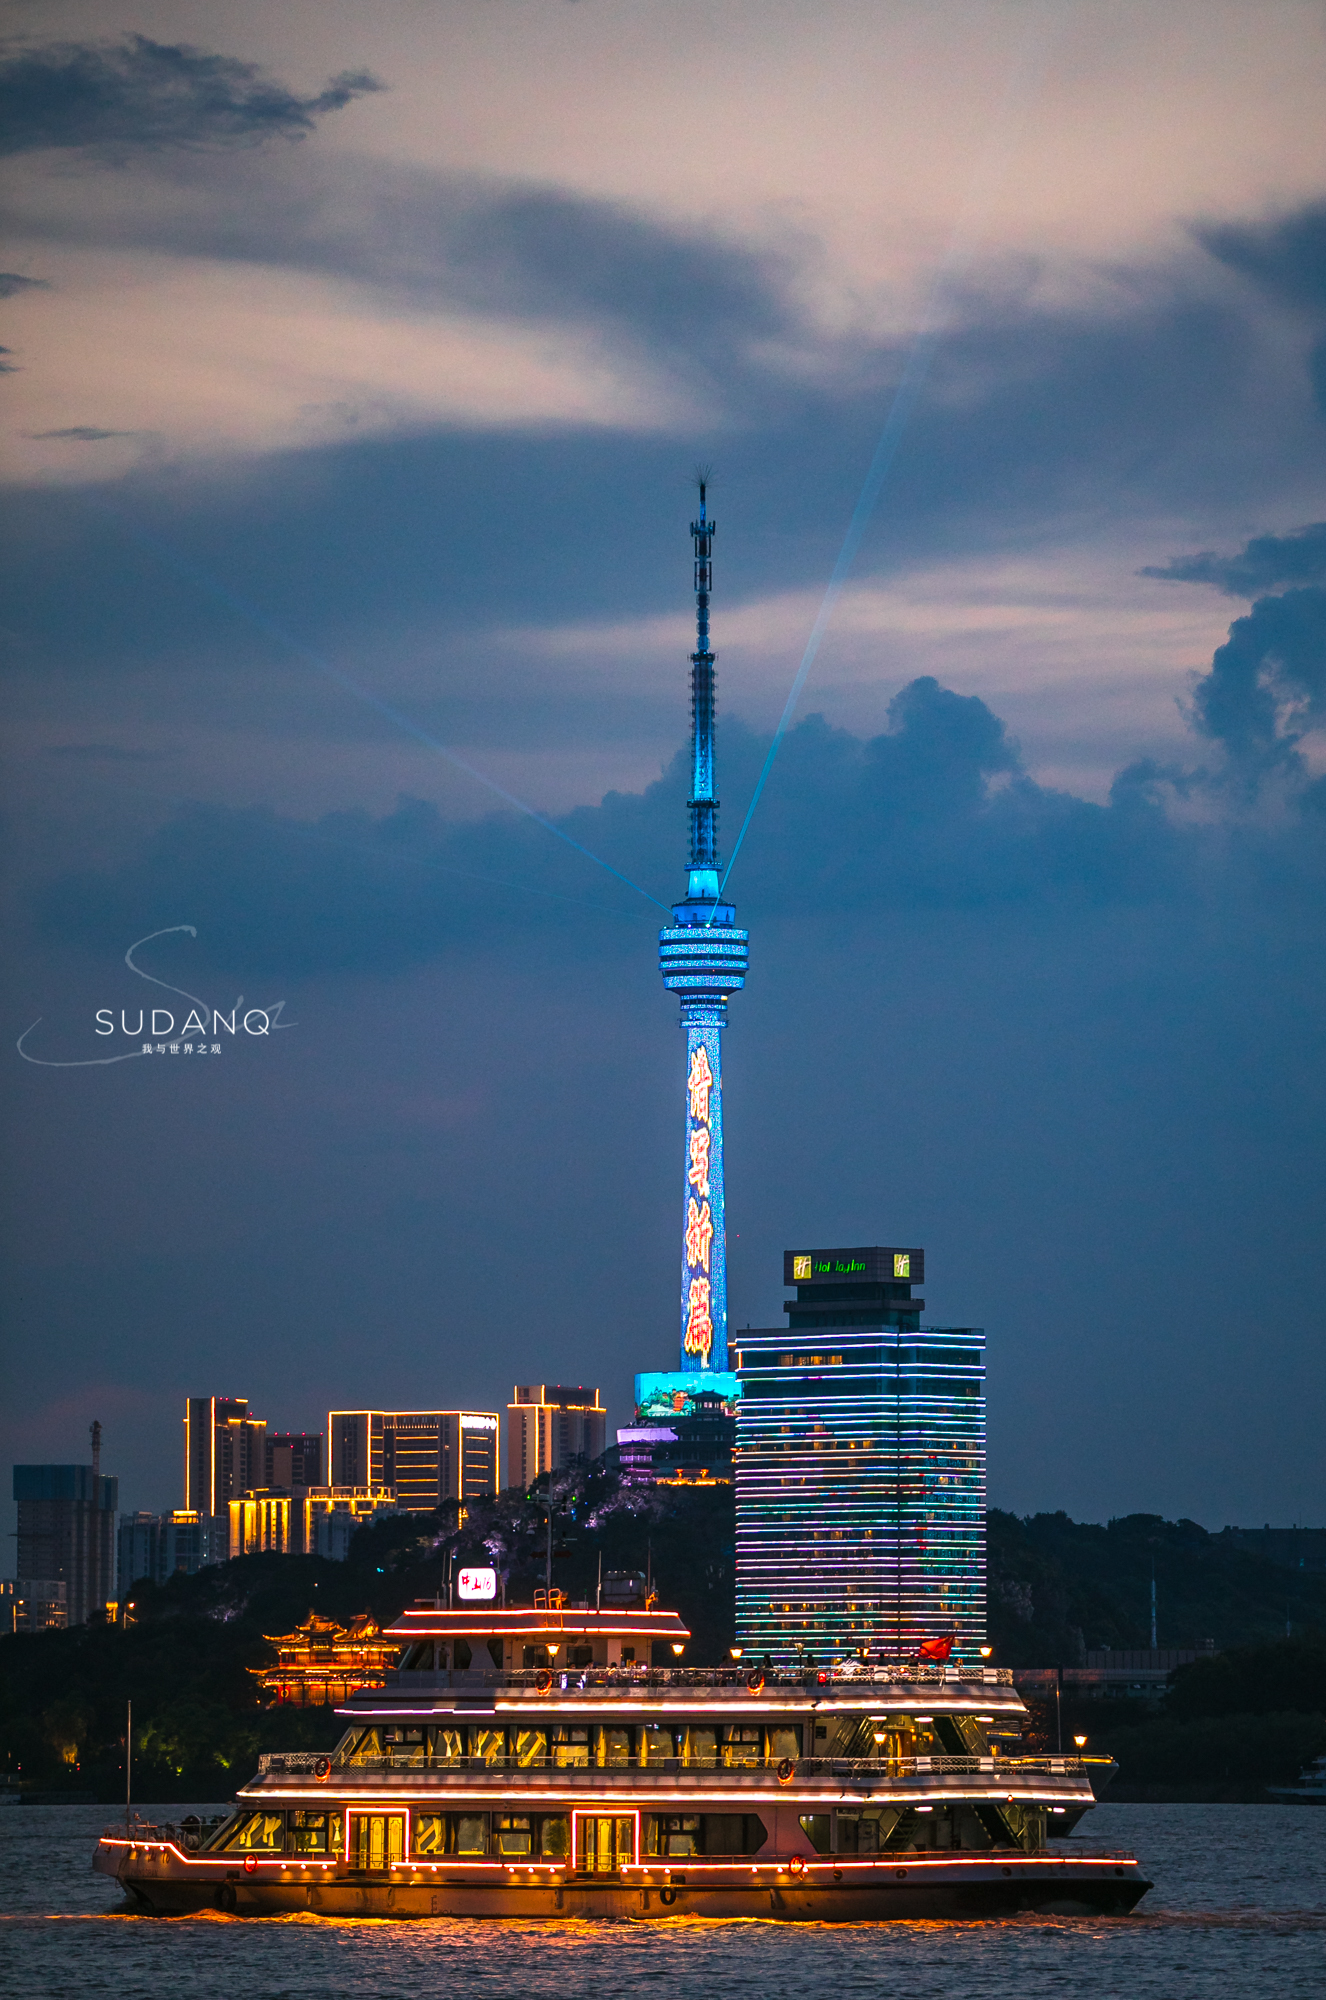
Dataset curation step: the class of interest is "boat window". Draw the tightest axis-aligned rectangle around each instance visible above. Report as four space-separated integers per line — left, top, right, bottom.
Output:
414 1814 446 1858
596 1728 632 1768
568 1644 593 1668
552 1728 590 1769
721 1727 761 1769
453 1815 487 1855
798 1814 831 1855
218 1811 285 1853
523 1645 552 1668
639 1726 676 1766
649 1814 701 1858
384 1727 426 1767
331 1730 359 1759
345 1729 382 1766
288 1811 340 1856
768 1727 802 1763
495 1815 532 1856
487 1639 505 1670
430 1728 466 1764
512 1728 547 1768
619 1647 636 1664
471 1728 506 1765
453 1638 473 1670
538 1815 570 1858
398 1642 433 1669
682 1727 718 1768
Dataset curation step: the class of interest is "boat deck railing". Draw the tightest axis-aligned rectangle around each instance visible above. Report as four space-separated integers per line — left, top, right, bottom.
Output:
381 1663 1014 1694
255 1750 1090 1781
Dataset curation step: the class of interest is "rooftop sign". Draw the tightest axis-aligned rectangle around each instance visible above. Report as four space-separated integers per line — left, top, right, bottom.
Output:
784 1246 925 1286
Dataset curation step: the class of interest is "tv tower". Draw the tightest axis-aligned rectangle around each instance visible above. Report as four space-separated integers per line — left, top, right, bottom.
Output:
658 482 749 1373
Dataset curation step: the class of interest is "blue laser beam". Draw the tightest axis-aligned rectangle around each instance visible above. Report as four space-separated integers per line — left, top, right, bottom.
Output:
719 8 1059 898
80 497 673 918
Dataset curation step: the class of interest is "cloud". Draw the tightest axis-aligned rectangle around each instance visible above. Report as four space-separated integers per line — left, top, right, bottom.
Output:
33 679 1196 979
28 426 135 441
1188 587 1326 778
0 34 383 159
1142 522 1326 597
1199 202 1326 312
0 272 49 296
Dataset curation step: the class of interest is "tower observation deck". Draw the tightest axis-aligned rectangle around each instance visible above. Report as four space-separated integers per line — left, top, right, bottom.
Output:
658 485 749 1373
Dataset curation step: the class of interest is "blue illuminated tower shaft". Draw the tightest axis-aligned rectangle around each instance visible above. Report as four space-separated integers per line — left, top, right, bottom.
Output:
659 486 749 1373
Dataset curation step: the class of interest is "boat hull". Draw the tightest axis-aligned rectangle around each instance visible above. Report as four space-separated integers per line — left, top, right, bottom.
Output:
96 1843 1150 1921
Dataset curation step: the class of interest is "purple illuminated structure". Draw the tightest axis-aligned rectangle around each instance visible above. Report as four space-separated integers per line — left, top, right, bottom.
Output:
658 484 749 1373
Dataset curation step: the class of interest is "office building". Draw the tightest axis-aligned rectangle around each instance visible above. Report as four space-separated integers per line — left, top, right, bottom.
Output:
118 1509 228 1594
5 1578 67 1632
328 1409 499 1511
228 1490 294 1559
656 482 749 1377
14 1462 118 1626
184 1396 267 1514
266 1431 323 1491
506 1385 607 1488
734 1245 986 1667
302 1486 400 1560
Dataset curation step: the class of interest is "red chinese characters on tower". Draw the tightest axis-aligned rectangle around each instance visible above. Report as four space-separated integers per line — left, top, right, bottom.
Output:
687 1043 713 1122
683 1041 716 1361
688 1125 711 1197
685 1196 713 1274
685 1276 713 1358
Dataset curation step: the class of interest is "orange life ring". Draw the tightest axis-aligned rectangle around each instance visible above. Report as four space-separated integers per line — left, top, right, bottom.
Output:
243 1853 259 1874
746 1669 765 1694
535 1668 554 1695
313 1756 332 1781
789 1854 806 1875
777 1757 796 1784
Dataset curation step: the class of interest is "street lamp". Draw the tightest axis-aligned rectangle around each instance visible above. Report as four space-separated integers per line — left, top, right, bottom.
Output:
671 1643 685 1657
979 1646 993 1659
1073 1734 1088 1753
729 1646 743 1660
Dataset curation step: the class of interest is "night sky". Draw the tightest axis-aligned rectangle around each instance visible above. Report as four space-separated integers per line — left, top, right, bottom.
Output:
3 1 1325 1540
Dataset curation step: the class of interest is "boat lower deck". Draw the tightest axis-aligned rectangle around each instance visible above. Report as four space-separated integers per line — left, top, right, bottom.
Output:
97 1835 1150 1921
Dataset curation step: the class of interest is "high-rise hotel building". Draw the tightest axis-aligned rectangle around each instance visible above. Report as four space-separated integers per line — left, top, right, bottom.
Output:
734 1245 986 1666
327 1409 499 1511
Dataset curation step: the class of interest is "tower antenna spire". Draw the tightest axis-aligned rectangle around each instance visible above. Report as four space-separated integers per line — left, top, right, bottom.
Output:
659 479 750 1373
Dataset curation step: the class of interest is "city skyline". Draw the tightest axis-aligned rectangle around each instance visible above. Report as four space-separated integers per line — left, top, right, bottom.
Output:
4 1 1326 1538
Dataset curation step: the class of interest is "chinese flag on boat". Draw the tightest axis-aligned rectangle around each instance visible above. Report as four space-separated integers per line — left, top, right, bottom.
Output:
918 1635 954 1661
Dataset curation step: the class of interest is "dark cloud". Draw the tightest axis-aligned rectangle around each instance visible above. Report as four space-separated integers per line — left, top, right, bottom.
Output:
0 271 49 296
32 681 1191 979
1200 202 1326 310
1188 587 1326 778
0 34 383 159
1143 522 1326 596
28 426 135 441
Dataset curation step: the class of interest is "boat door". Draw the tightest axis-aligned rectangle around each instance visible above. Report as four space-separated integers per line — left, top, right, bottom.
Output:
574 1812 638 1873
347 1809 406 1872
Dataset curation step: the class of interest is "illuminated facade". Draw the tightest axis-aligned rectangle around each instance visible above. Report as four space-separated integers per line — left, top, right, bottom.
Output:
658 484 749 1373
250 1611 400 1707
327 1409 499 1512
507 1386 607 1489
734 1246 987 1667
184 1396 267 1515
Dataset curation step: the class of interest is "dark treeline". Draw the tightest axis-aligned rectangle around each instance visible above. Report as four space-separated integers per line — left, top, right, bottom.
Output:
987 1510 1326 1664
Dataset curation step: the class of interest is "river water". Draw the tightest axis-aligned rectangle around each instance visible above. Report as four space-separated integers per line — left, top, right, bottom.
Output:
2 1801 1324 1999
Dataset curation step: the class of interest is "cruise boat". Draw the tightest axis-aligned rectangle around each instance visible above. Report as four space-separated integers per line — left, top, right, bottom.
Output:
94 1598 1151 1919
